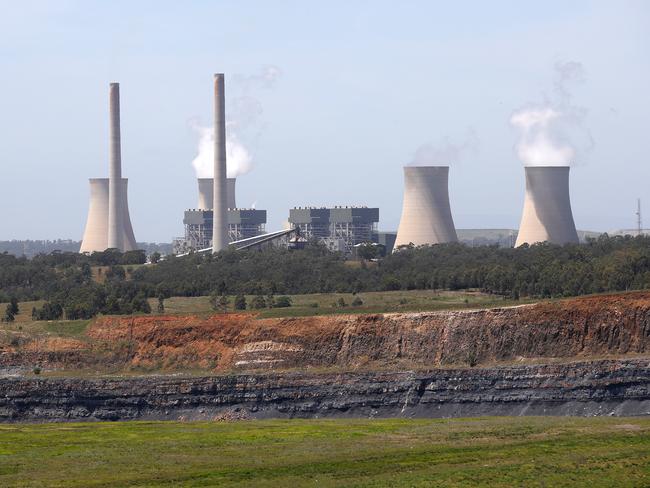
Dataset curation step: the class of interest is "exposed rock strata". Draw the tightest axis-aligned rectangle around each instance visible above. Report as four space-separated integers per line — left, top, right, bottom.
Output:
1 359 648 422
83 292 650 371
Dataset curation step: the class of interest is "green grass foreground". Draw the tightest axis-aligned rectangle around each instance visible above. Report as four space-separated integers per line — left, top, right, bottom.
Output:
0 417 648 487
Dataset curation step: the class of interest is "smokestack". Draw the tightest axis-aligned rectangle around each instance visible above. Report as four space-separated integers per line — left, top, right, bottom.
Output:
394 166 458 249
198 177 236 210
515 166 579 247
80 178 137 253
107 83 124 250
212 74 228 252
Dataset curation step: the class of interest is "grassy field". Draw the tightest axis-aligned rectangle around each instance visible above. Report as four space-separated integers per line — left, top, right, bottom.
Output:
0 417 647 487
151 289 531 319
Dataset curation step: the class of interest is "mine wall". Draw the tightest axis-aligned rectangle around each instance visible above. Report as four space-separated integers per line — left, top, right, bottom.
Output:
0 359 648 422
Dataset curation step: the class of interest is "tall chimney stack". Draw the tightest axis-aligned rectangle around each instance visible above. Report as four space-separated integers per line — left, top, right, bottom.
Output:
107 83 124 250
212 74 228 252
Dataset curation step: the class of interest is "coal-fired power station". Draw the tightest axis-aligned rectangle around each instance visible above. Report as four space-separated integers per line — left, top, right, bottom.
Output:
515 166 579 247
80 83 137 253
394 166 458 248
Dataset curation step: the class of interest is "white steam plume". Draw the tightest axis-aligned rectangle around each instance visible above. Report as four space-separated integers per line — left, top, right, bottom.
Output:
410 128 479 166
190 65 281 178
190 122 253 178
510 60 592 166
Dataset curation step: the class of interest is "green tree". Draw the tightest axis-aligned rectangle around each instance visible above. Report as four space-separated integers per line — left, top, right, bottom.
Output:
209 291 220 311
9 297 19 315
157 294 165 313
234 294 247 310
217 295 229 313
274 296 292 308
251 295 266 309
356 243 379 260
4 304 15 323
150 252 161 264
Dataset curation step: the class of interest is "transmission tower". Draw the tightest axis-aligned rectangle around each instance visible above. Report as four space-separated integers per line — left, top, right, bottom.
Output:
637 198 642 236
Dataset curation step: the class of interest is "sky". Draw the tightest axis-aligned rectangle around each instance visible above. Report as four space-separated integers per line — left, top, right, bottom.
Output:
0 0 648 242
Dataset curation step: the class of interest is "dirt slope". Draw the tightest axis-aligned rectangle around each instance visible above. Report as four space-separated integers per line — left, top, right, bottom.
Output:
74 291 650 372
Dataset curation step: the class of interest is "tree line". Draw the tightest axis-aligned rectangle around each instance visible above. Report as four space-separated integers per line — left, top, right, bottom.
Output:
1 234 649 320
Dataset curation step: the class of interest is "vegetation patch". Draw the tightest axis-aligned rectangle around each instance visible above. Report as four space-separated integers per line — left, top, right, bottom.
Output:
0 417 647 487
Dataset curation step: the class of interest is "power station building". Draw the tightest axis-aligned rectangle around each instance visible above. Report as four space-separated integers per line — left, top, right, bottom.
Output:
173 177 266 254
288 206 379 253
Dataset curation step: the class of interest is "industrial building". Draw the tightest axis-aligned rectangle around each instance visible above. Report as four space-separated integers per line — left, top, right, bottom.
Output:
288 206 379 254
174 208 267 253
394 166 458 249
515 166 579 247
80 83 137 253
173 177 266 254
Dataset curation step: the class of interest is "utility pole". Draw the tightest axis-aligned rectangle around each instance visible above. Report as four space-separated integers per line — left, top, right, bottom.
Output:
637 198 642 236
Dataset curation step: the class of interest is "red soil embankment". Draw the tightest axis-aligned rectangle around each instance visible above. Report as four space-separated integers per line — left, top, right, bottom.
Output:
83 291 650 371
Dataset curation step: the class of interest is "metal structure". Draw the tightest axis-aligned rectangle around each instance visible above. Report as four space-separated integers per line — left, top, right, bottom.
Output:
173 208 267 254
637 198 642 236
288 206 379 254
515 166 579 247
173 228 300 258
80 83 137 253
394 166 458 249
212 73 228 253
197 177 236 210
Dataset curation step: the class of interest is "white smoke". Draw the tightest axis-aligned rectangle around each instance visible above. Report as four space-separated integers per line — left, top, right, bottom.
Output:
190 65 281 178
510 107 574 165
410 128 479 166
510 60 592 166
190 122 253 178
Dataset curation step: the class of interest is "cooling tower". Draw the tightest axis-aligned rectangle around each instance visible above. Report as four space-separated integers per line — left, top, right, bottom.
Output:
80 178 137 253
212 73 228 252
197 177 236 210
394 166 458 249
107 83 124 250
79 82 137 253
514 166 579 247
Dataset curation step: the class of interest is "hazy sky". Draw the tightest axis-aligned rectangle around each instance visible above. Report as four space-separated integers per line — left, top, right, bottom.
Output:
1 0 648 242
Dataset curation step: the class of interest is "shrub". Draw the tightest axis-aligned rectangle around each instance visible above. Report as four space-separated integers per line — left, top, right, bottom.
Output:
465 350 478 368
251 295 266 309
234 294 247 310
4 305 15 323
9 297 19 315
274 296 292 308
351 297 363 307
32 302 63 321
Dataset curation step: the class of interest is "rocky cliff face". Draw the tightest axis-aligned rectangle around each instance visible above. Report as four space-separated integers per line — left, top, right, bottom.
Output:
81 292 650 372
1 359 648 422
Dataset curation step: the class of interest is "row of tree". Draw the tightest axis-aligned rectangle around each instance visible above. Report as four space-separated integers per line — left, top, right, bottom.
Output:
1 234 649 319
